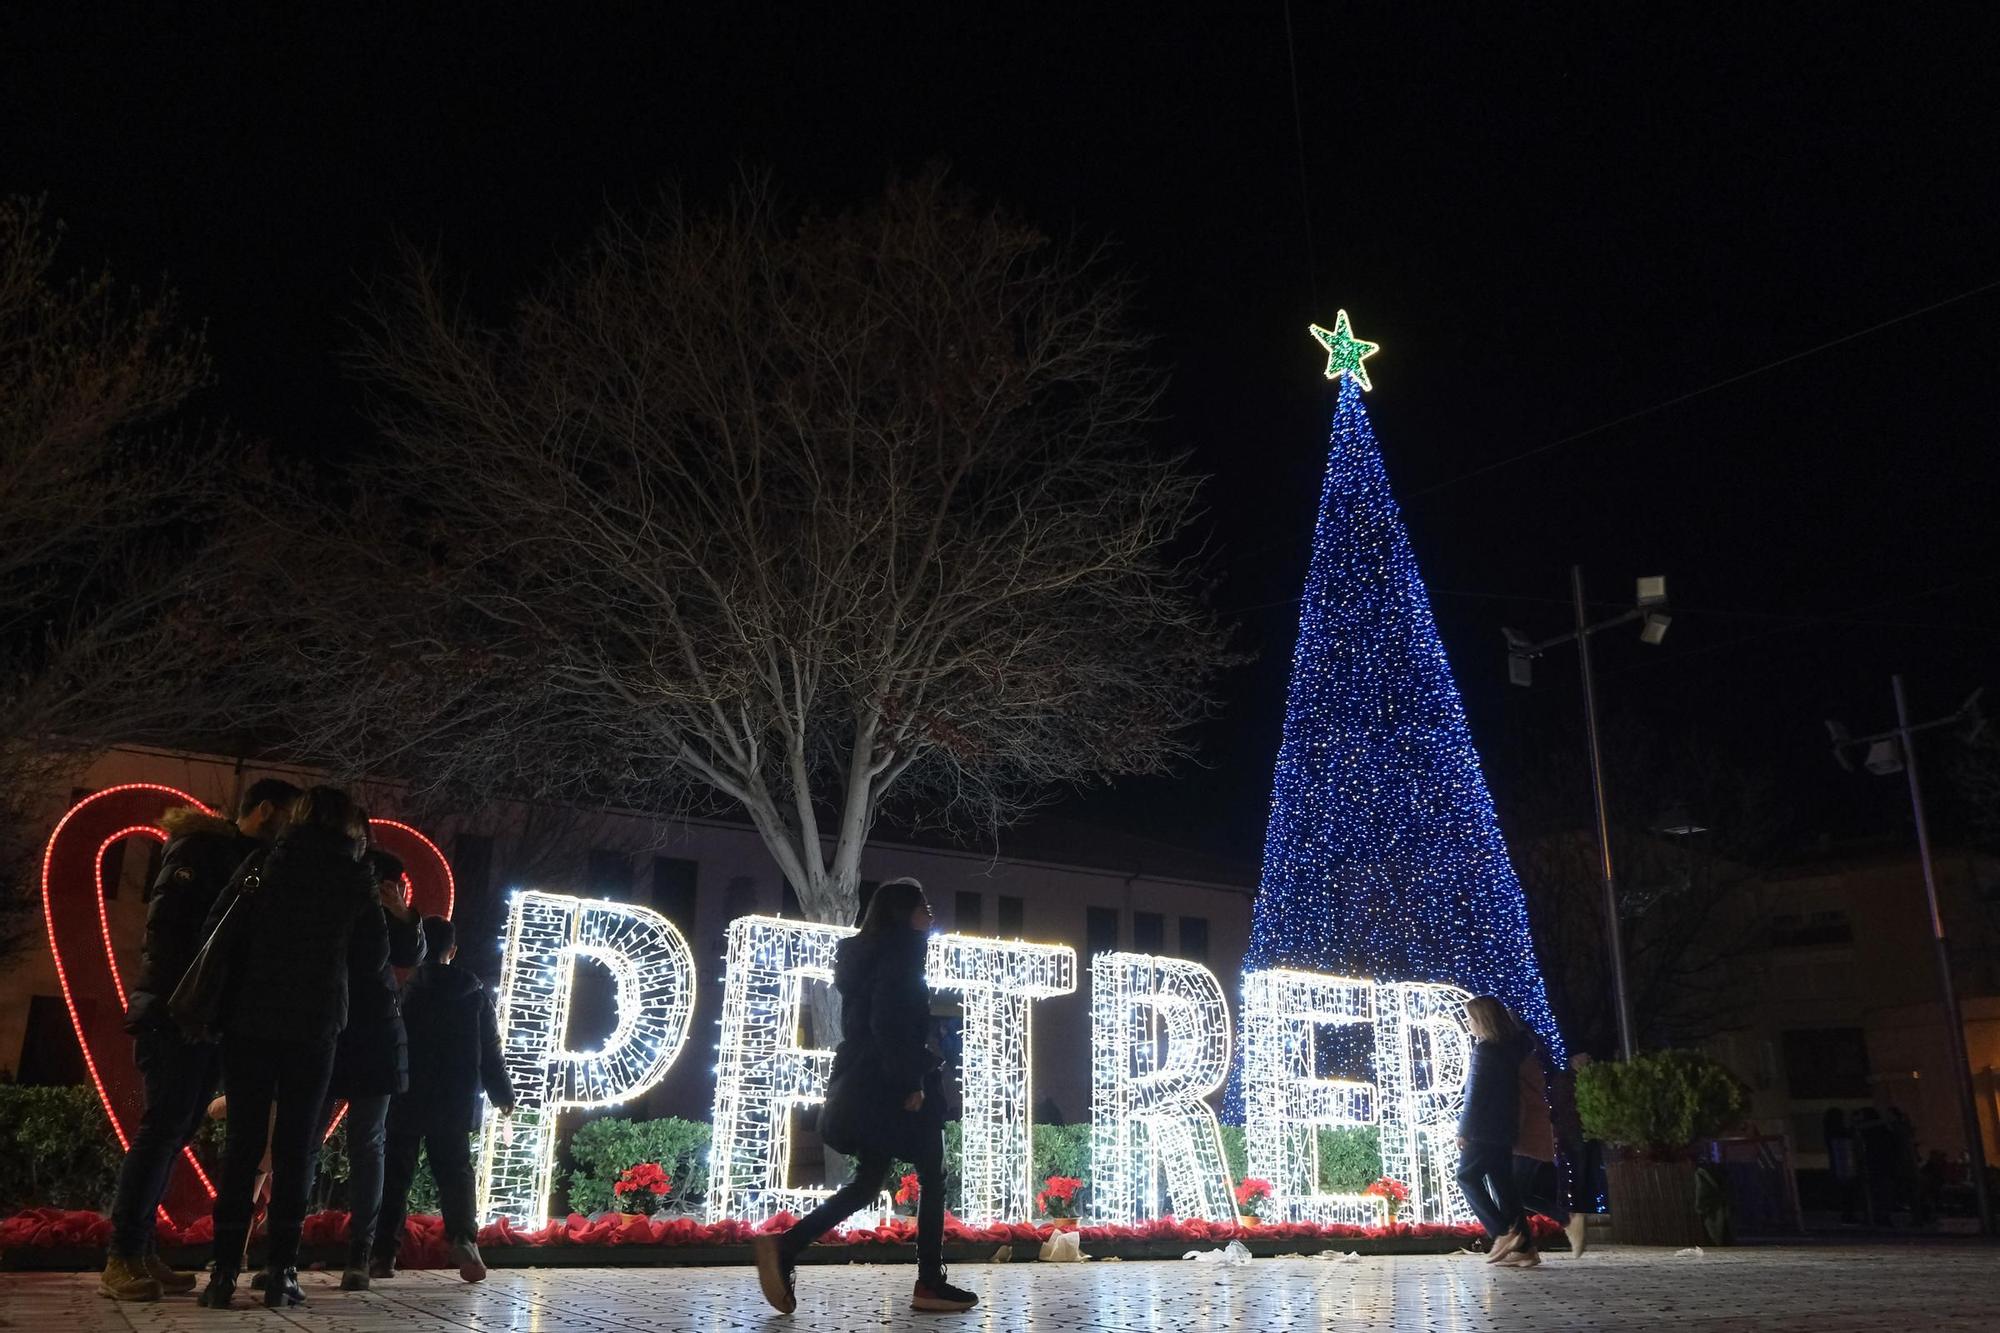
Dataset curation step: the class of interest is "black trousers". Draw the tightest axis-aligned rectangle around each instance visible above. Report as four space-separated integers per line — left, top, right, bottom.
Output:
315 1093 390 1266
211 1036 336 1273
779 1133 946 1279
376 1126 479 1254
1456 1138 1527 1241
1512 1154 1570 1225
109 1026 222 1256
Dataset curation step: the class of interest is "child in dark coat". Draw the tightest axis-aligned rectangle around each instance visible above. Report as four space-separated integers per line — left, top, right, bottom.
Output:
373 915 514 1283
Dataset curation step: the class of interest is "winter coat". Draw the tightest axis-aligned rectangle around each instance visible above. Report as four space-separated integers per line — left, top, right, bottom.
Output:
201 823 379 1045
1513 1047 1556 1163
818 929 943 1160
330 904 426 1098
390 960 514 1135
1459 1029 1533 1145
126 809 264 1032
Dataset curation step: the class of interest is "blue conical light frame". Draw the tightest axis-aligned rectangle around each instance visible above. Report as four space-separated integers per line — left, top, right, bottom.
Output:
1244 375 1565 1065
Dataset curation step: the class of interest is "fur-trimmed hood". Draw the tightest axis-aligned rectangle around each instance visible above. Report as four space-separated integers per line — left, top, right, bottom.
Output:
159 806 239 840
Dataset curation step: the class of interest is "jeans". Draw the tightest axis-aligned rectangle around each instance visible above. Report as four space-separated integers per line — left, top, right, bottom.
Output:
109 1026 223 1256
317 1094 390 1266
1456 1138 1527 1241
377 1126 479 1255
211 1036 336 1273
1512 1154 1570 1225
779 1134 946 1280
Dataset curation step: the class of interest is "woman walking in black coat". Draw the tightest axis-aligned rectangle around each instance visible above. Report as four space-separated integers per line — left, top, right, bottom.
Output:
1456 996 1541 1269
752 879 977 1315
196 787 385 1309
312 848 424 1291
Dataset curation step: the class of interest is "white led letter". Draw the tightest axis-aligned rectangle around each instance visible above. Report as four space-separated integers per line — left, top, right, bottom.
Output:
478 891 696 1224
1088 951 1235 1223
707 915 854 1223
927 934 1075 1224
1374 980 1475 1224
1240 968 1386 1226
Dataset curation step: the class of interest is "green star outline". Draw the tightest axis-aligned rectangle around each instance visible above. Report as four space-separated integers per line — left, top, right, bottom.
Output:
1308 310 1380 390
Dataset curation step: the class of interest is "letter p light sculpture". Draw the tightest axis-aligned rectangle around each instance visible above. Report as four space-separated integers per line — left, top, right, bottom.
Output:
478 890 695 1224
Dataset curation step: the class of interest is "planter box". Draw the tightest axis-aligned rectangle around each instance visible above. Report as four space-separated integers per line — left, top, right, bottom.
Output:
1606 1160 1704 1247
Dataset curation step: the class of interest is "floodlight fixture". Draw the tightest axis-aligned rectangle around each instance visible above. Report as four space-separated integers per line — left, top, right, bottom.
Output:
1639 612 1672 646
1635 576 1668 607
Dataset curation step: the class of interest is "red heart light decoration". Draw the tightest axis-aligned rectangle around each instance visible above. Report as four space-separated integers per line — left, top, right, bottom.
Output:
41 784 455 1226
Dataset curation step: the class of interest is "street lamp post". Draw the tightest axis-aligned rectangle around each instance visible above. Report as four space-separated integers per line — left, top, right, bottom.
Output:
1504 568 1671 1062
1827 679 1993 1236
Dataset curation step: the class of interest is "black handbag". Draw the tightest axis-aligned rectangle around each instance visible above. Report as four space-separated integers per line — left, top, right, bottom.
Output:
166 851 267 1041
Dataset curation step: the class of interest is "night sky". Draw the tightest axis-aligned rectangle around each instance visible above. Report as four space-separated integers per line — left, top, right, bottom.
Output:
8 5 1997 865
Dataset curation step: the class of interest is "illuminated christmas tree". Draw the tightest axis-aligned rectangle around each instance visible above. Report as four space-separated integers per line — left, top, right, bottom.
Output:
1243 313 1565 1063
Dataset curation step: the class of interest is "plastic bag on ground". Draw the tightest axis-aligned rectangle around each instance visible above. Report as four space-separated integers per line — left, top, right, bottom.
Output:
1182 1240 1253 1265
1674 1246 1705 1258
1038 1228 1085 1262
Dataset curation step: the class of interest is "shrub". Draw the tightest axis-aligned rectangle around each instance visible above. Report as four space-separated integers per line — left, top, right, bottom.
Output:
1031 1122 1090 1182
1218 1123 1380 1193
1576 1050 1748 1158
565 1116 710 1215
0 1083 122 1211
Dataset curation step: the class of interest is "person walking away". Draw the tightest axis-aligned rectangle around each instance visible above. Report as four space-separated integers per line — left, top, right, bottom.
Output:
373 914 514 1283
196 787 383 1309
311 848 423 1290
1510 1040 1589 1256
100 777 300 1303
1456 996 1539 1268
752 878 977 1314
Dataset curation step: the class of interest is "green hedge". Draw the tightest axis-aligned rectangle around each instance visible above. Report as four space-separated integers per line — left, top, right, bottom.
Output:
1576 1049 1747 1156
565 1116 711 1215
0 1083 122 1211
1219 1124 1382 1193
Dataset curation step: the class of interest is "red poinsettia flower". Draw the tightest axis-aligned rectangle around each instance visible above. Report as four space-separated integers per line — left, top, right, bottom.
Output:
894 1172 922 1206
1233 1178 1273 1206
613 1162 672 1198
1036 1175 1084 1218
1363 1177 1410 1203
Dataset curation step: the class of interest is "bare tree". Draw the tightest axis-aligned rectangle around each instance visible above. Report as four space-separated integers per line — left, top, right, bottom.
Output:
0 196 223 959
249 170 1234 943
1497 719 1794 1057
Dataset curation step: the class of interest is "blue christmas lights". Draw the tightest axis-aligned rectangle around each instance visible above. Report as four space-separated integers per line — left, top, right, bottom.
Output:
1243 371 1566 1068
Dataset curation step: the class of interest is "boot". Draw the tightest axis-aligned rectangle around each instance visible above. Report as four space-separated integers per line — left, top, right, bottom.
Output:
97 1253 163 1303
367 1252 397 1280
449 1238 487 1283
261 1265 304 1308
141 1246 199 1295
196 1269 237 1309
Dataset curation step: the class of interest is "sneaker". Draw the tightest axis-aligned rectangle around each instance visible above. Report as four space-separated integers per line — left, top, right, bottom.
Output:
195 1273 236 1309
1564 1213 1589 1257
1494 1248 1542 1269
449 1239 488 1283
1485 1224 1527 1264
98 1254 163 1303
911 1273 979 1312
750 1235 796 1315
141 1250 198 1295
368 1253 397 1280
340 1267 371 1291
249 1268 270 1291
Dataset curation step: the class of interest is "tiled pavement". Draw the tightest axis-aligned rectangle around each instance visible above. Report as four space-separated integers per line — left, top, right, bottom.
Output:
4 1245 1995 1332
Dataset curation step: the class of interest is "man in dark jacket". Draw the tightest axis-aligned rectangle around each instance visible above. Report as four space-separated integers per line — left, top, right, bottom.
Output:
100 776 300 1304
373 915 514 1284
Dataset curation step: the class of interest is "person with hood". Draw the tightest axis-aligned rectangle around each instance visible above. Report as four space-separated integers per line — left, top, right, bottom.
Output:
308 847 424 1291
100 776 301 1304
752 878 977 1315
1456 996 1540 1268
196 786 384 1310
372 914 514 1284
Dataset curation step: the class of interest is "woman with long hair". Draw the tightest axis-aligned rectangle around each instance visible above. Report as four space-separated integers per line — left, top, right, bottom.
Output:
1457 995 1541 1268
197 787 385 1308
751 878 977 1315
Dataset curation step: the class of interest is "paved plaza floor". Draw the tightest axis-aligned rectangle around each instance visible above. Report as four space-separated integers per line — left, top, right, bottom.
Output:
5 1244 1995 1332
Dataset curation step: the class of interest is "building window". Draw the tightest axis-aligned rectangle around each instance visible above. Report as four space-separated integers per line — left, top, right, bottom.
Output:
586 848 631 900
955 891 983 933
997 895 1025 936
1782 1028 1871 1099
1179 916 1210 962
1768 909 1854 948
651 857 698 932
1133 911 1164 954
1086 907 1119 958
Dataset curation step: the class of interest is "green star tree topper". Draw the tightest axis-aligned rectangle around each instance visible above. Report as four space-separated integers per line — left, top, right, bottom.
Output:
1309 310 1380 391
